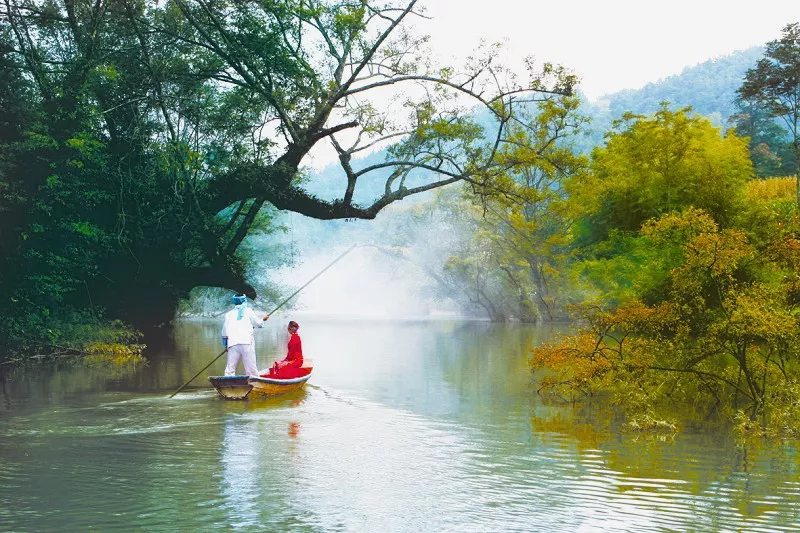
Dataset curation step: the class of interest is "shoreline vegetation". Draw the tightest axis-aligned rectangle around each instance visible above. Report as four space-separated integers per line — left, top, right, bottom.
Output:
1 2 799 436
1 319 145 370
531 175 800 439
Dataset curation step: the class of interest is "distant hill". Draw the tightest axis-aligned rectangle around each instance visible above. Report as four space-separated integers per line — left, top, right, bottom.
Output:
584 47 765 135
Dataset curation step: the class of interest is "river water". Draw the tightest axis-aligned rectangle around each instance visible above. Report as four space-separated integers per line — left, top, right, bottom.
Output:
1 318 799 532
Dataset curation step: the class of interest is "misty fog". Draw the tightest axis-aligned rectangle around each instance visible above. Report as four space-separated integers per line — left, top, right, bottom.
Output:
265 201 473 320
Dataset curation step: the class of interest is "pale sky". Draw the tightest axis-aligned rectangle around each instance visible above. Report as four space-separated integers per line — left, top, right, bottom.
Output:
417 0 798 101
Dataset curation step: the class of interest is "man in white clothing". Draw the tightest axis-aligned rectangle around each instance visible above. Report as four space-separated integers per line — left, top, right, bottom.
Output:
221 293 269 376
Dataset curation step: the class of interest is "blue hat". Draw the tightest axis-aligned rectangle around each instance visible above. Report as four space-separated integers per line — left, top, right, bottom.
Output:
232 294 247 305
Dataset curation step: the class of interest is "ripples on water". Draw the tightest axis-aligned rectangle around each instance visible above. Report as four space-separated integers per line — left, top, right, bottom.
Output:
1 319 799 532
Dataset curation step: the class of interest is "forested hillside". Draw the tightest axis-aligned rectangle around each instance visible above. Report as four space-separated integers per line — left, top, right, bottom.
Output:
597 47 764 121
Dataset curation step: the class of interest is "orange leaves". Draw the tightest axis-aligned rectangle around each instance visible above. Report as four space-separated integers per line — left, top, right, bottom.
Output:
532 301 673 399
680 229 752 278
532 331 614 390
533 295 689 406
610 300 669 334
767 236 800 271
583 299 678 339
720 283 797 342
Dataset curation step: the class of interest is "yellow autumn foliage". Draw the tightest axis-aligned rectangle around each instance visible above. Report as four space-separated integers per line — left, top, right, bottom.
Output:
746 176 796 201
83 341 146 367
534 203 800 437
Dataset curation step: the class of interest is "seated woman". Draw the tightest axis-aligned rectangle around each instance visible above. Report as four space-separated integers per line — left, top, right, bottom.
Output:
268 320 304 378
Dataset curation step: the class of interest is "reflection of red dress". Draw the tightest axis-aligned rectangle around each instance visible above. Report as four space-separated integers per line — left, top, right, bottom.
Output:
270 333 304 378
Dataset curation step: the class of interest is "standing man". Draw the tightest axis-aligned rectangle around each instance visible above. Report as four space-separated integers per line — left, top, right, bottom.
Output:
221 293 269 376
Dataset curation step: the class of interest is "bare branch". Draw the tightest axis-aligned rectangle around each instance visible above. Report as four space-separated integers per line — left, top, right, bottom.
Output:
310 120 360 143
335 0 419 99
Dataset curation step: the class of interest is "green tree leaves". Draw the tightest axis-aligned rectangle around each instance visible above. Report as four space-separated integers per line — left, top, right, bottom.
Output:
533 108 800 434
738 22 800 206
581 106 752 241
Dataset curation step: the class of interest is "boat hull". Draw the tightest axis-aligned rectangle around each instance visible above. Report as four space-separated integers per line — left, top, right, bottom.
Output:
208 367 313 400
248 368 312 397
208 375 252 400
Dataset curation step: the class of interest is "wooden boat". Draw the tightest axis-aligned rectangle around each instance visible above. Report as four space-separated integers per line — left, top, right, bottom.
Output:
208 366 313 400
248 367 313 397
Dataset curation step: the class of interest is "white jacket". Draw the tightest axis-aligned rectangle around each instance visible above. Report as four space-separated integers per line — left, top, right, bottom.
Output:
221 305 263 347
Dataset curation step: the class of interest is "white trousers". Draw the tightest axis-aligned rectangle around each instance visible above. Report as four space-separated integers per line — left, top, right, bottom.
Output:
224 343 259 376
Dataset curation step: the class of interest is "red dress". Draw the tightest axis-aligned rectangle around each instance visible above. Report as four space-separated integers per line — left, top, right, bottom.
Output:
270 333 303 377
285 333 303 368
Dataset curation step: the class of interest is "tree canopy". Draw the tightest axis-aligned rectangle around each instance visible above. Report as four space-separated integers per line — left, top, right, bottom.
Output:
738 22 800 205
531 106 800 435
576 106 752 244
0 0 576 351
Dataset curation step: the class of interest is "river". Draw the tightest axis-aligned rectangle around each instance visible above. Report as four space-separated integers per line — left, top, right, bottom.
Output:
1 318 799 532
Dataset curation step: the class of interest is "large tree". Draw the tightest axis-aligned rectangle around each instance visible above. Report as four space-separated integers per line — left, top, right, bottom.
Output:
1 0 575 332
738 22 800 207
0 0 576 344
729 96 796 177
150 0 576 283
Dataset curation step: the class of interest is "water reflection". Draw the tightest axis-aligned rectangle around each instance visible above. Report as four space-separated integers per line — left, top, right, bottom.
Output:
0 318 799 531
220 415 260 528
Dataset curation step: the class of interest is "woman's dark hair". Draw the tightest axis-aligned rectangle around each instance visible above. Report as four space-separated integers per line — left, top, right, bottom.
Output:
288 320 299 329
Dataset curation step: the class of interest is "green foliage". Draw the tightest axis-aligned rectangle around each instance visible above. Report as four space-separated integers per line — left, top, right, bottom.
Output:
535 202 800 436
431 95 590 322
730 98 796 177
738 22 800 205
0 0 293 360
571 230 674 307
575 106 752 244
